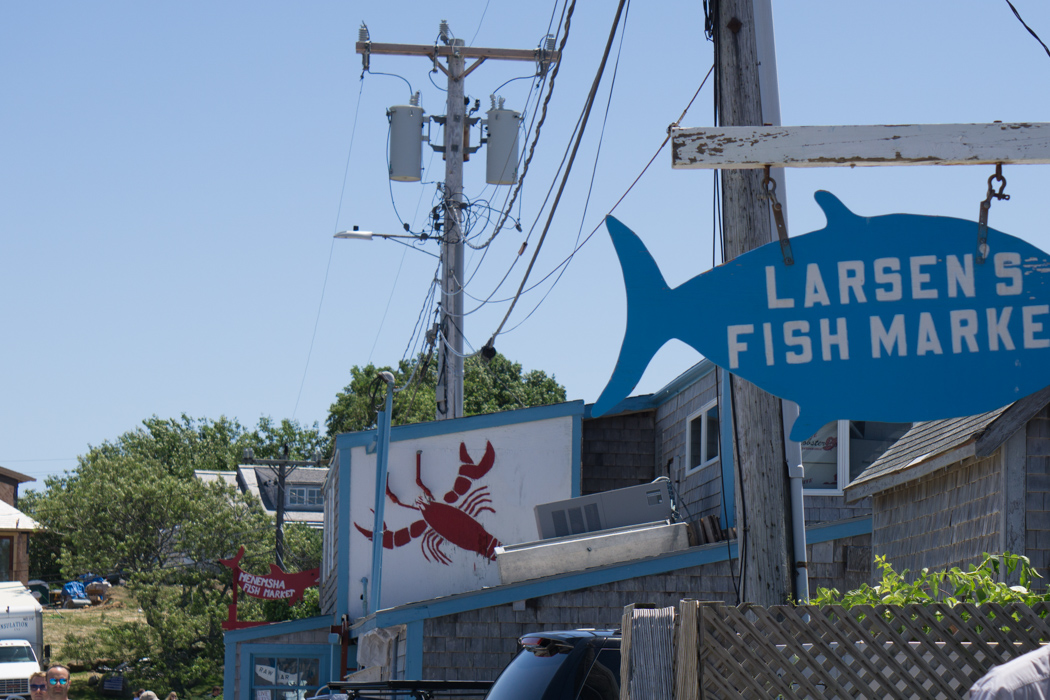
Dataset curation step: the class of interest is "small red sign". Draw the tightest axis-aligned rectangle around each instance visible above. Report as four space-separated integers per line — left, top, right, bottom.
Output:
218 546 320 630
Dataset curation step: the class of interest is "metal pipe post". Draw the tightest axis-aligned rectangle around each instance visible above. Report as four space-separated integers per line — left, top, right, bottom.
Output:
368 373 395 615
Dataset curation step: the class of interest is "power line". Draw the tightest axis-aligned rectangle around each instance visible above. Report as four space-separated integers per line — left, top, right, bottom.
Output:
498 0 631 333
1004 0 1050 59
292 77 367 419
455 67 713 322
486 0 628 345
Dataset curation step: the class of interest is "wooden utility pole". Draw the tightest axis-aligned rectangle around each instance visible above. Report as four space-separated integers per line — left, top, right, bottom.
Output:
437 39 467 421
356 32 558 421
715 0 793 606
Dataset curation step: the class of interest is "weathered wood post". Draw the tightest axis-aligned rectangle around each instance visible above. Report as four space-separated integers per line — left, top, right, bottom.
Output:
714 0 793 606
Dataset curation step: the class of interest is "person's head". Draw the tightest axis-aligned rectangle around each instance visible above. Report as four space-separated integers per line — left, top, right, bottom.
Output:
140 692 159 700
45 665 70 699
134 692 144 699
166 693 177 700
29 672 47 700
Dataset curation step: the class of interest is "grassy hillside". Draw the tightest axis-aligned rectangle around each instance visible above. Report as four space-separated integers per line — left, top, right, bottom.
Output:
44 586 146 665
43 586 150 700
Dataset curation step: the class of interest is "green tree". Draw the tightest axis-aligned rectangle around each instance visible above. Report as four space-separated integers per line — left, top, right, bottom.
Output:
23 414 327 693
326 352 567 436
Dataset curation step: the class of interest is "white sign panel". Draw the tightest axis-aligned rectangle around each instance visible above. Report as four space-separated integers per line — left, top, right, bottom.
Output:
347 413 575 617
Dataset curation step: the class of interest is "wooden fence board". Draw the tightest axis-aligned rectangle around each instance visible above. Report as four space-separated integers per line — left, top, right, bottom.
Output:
748 606 849 699
673 601 698 700
649 602 1050 699
780 606 896 700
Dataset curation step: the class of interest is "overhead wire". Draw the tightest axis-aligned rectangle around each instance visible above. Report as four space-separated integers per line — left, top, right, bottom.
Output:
485 0 629 345
461 1 573 261
468 0 493 47
367 153 439 365
706 0 745 601
469 66 712 321
497 0 631 333
363 68 414 97
1004 0 1050 59
292 75 367 420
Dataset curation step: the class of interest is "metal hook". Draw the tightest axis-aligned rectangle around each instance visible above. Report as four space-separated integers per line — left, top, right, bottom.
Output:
762 166 793 266
977 163 1010 264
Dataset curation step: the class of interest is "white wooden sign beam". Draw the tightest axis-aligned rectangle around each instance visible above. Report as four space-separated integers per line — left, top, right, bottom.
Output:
671 122 1050 169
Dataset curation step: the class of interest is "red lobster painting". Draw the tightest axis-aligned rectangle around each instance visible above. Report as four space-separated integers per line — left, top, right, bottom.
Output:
354 441 502 565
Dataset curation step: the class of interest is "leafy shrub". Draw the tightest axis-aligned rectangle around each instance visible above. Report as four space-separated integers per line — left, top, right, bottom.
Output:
810 552 1050 608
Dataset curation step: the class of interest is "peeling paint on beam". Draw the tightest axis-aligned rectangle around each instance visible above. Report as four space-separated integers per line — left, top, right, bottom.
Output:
670 122 1050 169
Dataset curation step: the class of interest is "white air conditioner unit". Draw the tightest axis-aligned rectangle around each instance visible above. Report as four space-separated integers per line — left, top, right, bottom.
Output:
533 480 674 540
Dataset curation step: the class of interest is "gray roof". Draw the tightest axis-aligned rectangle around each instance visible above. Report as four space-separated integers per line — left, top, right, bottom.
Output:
846 385 1050 500
250 466 327 511
194 469 239 488
192 466 327 528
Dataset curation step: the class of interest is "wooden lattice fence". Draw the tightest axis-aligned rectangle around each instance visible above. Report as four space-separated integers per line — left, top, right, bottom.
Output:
621 600 1050 699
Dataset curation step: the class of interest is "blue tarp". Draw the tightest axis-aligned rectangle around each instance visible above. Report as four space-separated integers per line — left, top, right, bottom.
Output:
62 581 86 599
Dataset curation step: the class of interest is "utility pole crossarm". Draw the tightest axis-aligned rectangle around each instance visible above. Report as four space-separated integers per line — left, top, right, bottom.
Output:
672 122 1050 169
248 458 325 467
355 42 559 64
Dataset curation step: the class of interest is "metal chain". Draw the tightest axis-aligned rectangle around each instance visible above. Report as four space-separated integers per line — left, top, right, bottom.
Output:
977 163 1010 264
762 165 794 266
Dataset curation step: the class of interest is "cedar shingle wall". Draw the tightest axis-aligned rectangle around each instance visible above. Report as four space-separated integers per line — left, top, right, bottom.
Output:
320 459 339 616
872 453 1003 578
803 493 871 525
418 532 871 681
581 412 656 495
807 535 872 594
421 556 738 681
1027 408 1050 579
655 372 721 524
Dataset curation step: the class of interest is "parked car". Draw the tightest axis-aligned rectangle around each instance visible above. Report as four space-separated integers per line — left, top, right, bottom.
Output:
483 630 621 700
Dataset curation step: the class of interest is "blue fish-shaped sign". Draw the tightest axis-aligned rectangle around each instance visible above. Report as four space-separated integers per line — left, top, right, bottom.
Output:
593 191 1050 441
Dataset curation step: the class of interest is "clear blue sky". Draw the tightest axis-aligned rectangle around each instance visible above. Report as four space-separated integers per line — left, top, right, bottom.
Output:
3 1 1049 488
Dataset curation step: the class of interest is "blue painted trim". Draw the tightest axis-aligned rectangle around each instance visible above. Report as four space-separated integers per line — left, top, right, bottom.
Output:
224 615 334 643
571 411 582 497
238 643 331 700
647 360 717 409
338 446 352 620
806 516 872 543
580 361 718 420
719 370 736 530
336 401 585 449
349 516 873 634
223 634 236 700
353 541 740 633
405 619 424 679
581 394 654 419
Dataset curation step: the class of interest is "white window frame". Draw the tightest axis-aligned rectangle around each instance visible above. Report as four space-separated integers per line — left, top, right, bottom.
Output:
685 398 720 476
287 486 321 507
802 420 850 496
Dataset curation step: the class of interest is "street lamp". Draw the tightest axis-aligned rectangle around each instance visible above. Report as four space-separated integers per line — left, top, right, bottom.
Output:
334 226 423 241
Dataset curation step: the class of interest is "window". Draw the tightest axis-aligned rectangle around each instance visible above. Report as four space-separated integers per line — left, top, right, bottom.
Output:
251 655 321 700
0 537 12 581
580 648 621 700
802 420 910 494
288 487 322 507
685 399 720 475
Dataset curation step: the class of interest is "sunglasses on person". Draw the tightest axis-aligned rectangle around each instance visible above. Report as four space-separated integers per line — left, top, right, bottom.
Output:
47 679 69 686
30 685 47 691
